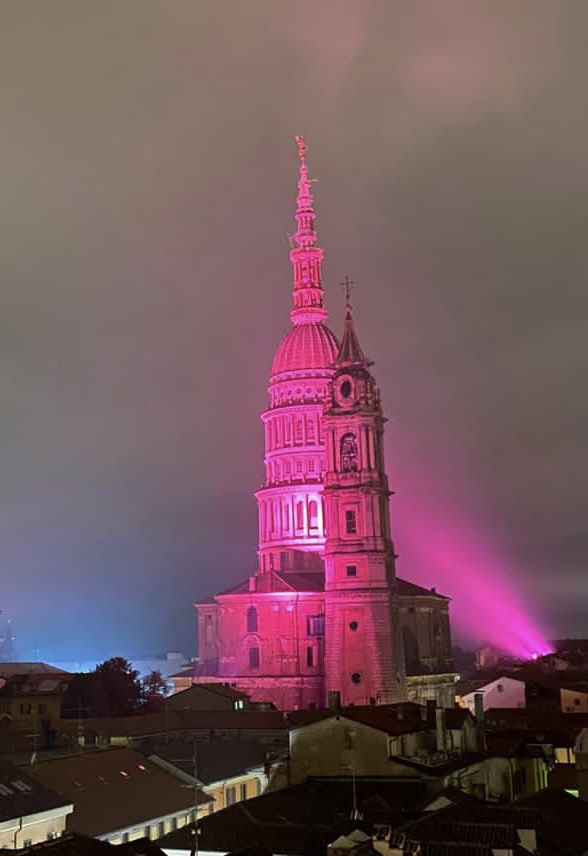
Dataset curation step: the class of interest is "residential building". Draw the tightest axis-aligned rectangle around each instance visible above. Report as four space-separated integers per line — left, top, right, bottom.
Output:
0 663 70 728
0 762 72 849
143 739 268 813
27 748 211 844
457 676 526 714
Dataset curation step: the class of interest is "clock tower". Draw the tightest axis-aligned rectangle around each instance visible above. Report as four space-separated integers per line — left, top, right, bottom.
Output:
323 297 406 705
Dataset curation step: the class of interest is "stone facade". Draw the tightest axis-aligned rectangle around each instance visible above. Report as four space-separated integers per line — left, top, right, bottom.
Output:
194 140 453 710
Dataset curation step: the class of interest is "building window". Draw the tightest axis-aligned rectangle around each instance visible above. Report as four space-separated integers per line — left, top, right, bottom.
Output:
285 461 291 474
497 684 504 693
307 615 325 636
295 421 303 442
308 459 315 472
296 501 304 530
226 786 237 806
307 420 315 441
240 783 247 801
246 606 258 634
306 646 314 668
345 510 357 534
349 621 359 632
351 672 362 684
340 433 358 472
296 459 302 473
249 647 260 668
346 565 357 577
308 500 318 529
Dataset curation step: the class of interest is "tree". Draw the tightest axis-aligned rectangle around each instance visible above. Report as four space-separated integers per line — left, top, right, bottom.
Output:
62 658 151 718
141 670 168 712
93 657 142 717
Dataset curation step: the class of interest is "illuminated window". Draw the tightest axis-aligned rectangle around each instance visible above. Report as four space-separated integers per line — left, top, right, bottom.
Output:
345 510 357 534
249 647 260 668
246 606 258 633
346 565 357 577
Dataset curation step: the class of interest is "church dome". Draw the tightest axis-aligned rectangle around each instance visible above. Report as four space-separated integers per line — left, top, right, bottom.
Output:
271 322 339 377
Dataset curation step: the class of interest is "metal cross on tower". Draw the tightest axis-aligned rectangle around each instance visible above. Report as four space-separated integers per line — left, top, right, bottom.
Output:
341 275 355 305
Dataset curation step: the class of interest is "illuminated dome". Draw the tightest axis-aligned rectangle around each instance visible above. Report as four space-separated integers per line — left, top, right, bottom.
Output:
271 321 339 377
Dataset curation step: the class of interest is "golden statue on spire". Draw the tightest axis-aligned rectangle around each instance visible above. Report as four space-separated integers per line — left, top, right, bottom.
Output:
295 135 307 163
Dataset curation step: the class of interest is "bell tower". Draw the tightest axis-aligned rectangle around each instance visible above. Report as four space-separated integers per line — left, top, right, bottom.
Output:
323 291 406 705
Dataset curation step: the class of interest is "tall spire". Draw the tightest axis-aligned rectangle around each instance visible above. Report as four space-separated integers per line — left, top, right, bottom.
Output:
336 280 368 366
290 136 327 325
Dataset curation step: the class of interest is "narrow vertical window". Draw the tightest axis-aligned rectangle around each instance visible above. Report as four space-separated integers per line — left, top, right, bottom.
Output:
308 500 318 530
249 647 260 668
296 501 304 530
345 510 357 534
247 606 258 633
306 646 314 668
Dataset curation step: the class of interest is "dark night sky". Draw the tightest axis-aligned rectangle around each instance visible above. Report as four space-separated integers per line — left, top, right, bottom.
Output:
1 2 586 661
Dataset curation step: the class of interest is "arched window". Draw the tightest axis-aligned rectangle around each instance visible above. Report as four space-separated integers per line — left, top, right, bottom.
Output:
340 433 358 473
247 606 258 634
308 500 318 530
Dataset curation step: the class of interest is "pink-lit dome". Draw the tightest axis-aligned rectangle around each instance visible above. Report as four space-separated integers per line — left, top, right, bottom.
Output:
271 322 339 376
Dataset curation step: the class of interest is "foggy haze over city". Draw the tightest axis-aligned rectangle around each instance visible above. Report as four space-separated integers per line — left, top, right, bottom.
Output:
1 1 587 661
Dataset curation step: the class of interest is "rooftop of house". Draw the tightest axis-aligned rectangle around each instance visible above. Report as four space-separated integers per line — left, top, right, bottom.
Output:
397 787 588 856
0 833 167 856
287 702 472 738
167 683 249 703
160 776 429 856
0 761 72 824
140 738 270 786
416 845 494 856
55 708 287 741
484 707 588 742
0 663 70 678
27 747 210 838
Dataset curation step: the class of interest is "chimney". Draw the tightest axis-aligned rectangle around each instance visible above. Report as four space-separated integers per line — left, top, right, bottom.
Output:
436 707 446 754
474 692 485 723
328 691 341 711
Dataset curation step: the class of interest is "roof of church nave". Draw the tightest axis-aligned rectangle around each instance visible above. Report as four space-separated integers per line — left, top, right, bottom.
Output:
204 572 448 600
